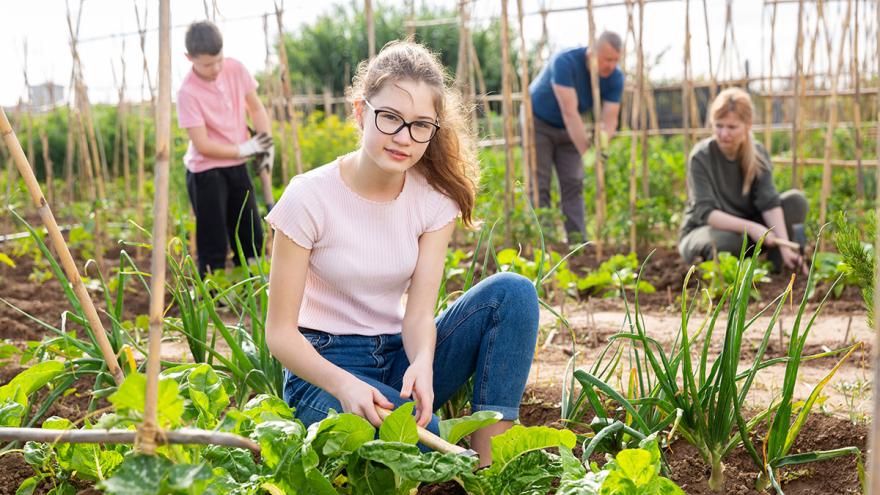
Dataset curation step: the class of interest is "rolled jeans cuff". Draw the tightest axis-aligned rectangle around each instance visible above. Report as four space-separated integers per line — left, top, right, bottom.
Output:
472 403 519 421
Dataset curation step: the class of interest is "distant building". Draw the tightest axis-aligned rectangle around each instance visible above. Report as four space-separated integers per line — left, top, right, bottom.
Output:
27 82 65 112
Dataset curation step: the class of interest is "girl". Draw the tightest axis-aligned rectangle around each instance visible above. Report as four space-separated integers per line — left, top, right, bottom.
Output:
678 87 807 273
264 41 539 466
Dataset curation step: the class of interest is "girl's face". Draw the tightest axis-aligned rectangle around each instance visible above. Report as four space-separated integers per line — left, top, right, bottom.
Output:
713 113 750 158
356 79 439 175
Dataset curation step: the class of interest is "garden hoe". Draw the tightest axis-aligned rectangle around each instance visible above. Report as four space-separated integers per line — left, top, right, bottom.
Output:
374 406 478 459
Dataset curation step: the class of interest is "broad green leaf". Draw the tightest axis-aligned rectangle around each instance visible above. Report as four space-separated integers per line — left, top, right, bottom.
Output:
611 449 655 486
165 463 213 493
439 410 503 445
357 441 476 483
252 420 306 468
14 475 40 495
492 449 561 494
308 411 375 458
486 425 576 476
347 453 418 495
107 373 184 428
378 402 418 445
242 394 294 422
203 446 258 483
186 364 229 426
272 445 336 495
0 396 27 427
97 453 171 495
22 441 50 470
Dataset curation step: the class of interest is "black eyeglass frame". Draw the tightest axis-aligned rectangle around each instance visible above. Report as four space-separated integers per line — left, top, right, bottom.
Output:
363 100 440 143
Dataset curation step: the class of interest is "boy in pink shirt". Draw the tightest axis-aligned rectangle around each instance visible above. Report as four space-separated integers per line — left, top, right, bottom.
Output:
177 21 273 276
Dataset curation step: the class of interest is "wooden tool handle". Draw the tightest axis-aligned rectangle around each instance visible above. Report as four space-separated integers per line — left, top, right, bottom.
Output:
375 406 467 455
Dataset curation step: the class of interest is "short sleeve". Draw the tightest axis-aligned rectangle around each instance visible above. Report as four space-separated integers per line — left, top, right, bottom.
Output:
233 58 258 94
176 90 204 129
425 193 460 232
550 53 577 88
687 150 720 225
752 147 781 212
265 178 324 249
603 70 624 103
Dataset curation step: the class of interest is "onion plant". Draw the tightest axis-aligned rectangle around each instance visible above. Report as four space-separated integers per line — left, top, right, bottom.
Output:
757 235 865 493
578 237 794 491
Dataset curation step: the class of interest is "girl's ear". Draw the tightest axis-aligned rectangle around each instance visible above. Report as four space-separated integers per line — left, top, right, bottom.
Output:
354 99 365 129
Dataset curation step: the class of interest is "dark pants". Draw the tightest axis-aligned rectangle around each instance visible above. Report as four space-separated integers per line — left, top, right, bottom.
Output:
529 115 585 242
186 164 264 277
678 189 809 270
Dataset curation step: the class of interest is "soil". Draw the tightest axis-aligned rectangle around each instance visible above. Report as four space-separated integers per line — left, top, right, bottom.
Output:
0 233 872 494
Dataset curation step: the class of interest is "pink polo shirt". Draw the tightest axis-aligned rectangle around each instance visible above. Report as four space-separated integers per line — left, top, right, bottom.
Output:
177 57 258 173
265 157 460 336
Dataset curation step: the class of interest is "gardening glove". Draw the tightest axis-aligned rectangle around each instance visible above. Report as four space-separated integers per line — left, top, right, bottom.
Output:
253 144 275 175
237 132 273 158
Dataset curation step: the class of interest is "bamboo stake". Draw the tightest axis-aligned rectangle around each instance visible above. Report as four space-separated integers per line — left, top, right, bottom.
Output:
683 0 691 158
817 0 852 253
765 2 777 152
406 0 416 38
870 0 880 488
274 3 304 176
141 0 170 456
63 105 74 205
701 0 717 118
499 0 516 240
587 0 605 258
627 0 643 252
639 0 649 198
133 1 156 105
515 0 537 206
0 427 259 454
366 0 376 59
1 108 122 384
852 0 864 200
791 0 805 188
39 131 53 206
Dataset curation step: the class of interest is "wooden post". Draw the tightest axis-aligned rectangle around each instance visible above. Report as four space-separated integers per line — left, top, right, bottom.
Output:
765 2 777 153
791 0 805 188
817 0 852 252
366 0 376 59
515 0 537 205
63 105 75 204
275 4 304 176
141 0 171 456
1 109 122 384
406 0 416 38
499 0 516 240
628 0 643 253
116 52 131 206
587 0 605 258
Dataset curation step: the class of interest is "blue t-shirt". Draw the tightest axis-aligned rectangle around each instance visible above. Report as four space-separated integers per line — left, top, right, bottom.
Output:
529 46 625 128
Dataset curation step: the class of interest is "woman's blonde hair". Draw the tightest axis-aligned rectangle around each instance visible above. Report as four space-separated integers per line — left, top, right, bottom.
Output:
709 87 767 195
347 40 480 228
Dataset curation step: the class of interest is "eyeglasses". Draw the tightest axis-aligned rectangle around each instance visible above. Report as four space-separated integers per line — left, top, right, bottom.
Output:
363 100 440 143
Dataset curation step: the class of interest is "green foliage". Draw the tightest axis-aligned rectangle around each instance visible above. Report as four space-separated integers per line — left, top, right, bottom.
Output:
578 253 657 298
833 211 875 326
0 361 64 427
698 251 771 301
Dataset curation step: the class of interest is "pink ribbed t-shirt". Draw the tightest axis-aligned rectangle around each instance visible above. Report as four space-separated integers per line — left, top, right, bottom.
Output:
265 158 460 336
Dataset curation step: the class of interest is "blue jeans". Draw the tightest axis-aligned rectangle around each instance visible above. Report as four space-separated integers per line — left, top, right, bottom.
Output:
282 272 540 436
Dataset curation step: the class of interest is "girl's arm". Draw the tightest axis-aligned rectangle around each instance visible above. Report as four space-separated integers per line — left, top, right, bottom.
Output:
707 209 767 242
400 221 455 426
265 233 393 426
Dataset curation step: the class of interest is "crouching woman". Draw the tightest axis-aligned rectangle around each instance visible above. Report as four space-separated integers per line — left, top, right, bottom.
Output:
678 87 807 273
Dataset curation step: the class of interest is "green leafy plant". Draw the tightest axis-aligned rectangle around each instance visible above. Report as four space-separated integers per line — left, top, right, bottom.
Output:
577 253 657 298
698 251 771 301
833 211 875 326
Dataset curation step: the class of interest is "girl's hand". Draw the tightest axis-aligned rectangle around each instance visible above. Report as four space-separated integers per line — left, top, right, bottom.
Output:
780 245 808 275
400 359 434 427
335 375 394 427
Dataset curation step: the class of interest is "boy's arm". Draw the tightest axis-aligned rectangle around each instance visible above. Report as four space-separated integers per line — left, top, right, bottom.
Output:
245 90 271 134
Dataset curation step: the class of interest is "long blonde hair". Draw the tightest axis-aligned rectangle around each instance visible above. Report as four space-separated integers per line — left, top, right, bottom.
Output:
709 87 767 195
347 40 480 228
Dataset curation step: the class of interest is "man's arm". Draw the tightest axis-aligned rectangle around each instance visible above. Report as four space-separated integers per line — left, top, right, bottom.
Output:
552 83 591 156
601 102 620 139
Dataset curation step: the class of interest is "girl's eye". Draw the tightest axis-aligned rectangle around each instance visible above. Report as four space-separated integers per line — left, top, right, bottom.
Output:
380 113 403 123
412 121 434 130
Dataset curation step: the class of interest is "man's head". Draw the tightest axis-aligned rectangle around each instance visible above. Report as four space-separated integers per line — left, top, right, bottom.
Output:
185 21 224 81
592 31 622 78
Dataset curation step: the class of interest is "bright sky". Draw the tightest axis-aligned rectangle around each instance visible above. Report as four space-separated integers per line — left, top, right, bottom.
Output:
1 0 870 107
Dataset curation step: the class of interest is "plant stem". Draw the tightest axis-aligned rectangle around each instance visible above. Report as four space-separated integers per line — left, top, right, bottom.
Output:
708 454 725 492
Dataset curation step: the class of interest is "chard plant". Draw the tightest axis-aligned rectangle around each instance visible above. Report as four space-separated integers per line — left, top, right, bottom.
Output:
698 251 771 302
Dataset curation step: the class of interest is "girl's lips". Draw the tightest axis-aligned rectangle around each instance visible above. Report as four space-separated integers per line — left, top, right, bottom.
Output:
385 148 409 160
